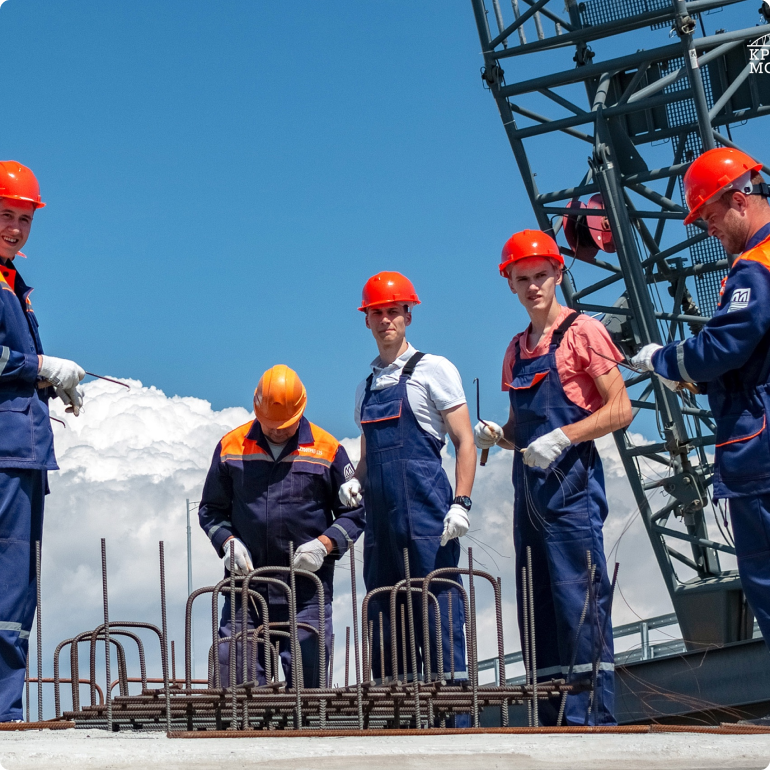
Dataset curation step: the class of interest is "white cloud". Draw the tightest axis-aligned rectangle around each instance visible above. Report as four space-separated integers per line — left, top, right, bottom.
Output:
35 380 723 712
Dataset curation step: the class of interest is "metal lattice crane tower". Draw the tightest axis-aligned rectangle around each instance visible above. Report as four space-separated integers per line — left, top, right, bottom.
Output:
470 0 770 647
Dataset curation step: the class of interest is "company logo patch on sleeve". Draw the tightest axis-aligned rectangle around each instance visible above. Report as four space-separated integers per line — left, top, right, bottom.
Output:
344 463 355 480
728 288 751 312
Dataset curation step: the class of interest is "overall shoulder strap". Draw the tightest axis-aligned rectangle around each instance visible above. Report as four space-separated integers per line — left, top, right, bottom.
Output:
402 352 425 379
550 311 580 348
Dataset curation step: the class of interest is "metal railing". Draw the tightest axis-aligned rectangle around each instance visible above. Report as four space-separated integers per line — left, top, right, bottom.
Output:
479 612 763 684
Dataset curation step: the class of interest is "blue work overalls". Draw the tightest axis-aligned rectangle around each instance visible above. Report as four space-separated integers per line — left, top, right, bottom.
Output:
509 313 615 726
361 352 467 686
0 262 56 722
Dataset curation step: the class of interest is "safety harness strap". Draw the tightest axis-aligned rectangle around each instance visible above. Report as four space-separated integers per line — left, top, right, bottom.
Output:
550 311 581 348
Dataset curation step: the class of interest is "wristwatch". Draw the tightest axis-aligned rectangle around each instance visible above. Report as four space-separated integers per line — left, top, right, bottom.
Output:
453 496 472 512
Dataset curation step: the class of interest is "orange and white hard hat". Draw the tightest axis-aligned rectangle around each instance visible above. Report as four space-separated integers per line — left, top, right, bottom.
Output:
254 365 307 430
0 162 45 209
499 229 563 276
358 271 420 312
683 147 763 225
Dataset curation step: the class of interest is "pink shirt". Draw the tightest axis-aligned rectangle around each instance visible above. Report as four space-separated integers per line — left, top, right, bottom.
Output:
501 306 622 413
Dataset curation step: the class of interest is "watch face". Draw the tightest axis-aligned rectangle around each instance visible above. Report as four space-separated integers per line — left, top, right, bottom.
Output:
454 496 472 511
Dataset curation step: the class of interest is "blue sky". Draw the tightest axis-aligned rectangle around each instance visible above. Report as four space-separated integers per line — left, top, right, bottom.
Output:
2 0 768 440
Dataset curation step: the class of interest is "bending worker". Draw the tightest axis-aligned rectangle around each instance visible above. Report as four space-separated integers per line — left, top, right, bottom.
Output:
474 231 632 725
339 272 476 691
631 147 770 645
199 365 365 687
0 162 85 722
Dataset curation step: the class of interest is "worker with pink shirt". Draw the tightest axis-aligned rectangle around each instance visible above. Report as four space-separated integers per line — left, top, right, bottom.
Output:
474 229 632 726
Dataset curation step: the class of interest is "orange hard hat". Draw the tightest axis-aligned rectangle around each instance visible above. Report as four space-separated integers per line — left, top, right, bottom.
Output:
253 365 307 430
0 162 45 209
358 271 420 312
683 147 763 225
499 229 563 276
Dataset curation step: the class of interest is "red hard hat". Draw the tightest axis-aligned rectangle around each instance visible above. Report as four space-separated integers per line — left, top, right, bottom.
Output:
0 162 45 209
499 229 563 276
683 147 762 225
254 365 307 430
359 271 421 312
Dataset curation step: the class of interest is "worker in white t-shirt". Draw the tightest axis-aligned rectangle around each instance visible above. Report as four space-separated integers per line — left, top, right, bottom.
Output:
340 271 476 706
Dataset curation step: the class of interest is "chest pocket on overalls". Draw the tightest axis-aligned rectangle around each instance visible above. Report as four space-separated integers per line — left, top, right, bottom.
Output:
509 370 549 426
360 388 403 452
714 390 770 481
288 461 328 501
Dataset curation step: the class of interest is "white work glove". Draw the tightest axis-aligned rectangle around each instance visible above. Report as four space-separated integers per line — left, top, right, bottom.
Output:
293 538 328 572
222 537 254 576
338 478 363 507
39 355 86 416
629 344 680 391
523 427 572 470
56 385 85 416
440 504 470 547
473 420 503 449
629 343 662 372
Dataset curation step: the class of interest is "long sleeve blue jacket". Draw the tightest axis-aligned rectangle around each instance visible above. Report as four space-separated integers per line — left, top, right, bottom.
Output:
654 223 770 497
198 416 365 607
0 260 56 470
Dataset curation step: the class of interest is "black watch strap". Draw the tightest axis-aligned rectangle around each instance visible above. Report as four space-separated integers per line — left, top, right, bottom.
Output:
453 495 472 511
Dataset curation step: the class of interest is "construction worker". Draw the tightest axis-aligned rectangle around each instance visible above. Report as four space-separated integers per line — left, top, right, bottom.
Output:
0 162 85 722
199 365 365 688
474 230 632 726
631 147 770 646
339 272 476 697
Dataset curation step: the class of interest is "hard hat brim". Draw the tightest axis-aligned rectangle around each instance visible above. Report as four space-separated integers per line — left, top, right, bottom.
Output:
255 404 306 431
0 194 45 209
358 298 421 312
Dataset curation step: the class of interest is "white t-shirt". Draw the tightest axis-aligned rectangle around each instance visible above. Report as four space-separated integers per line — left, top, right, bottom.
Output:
354 343 467 441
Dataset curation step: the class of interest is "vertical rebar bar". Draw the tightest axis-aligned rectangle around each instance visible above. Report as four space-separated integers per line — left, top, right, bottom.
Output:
496 576 508 727
171 641 177 686
344 626 350 688
521 566 532 727
328 633 335 687
610 562 620 606
468 548 479 728
35 540 42 721
288 542 302 729
379 612 386 684
101 538 112 731
186 499 196 679
159 541 171 734
228 547 237 729
349 543 363 728
398 603 406 684
448 590 454 683
403 549 420 728
527 546 538 728
588 552 598 727
368 620 374 683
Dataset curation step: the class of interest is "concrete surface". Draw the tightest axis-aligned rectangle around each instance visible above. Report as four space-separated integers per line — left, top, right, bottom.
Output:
0 730 768 770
